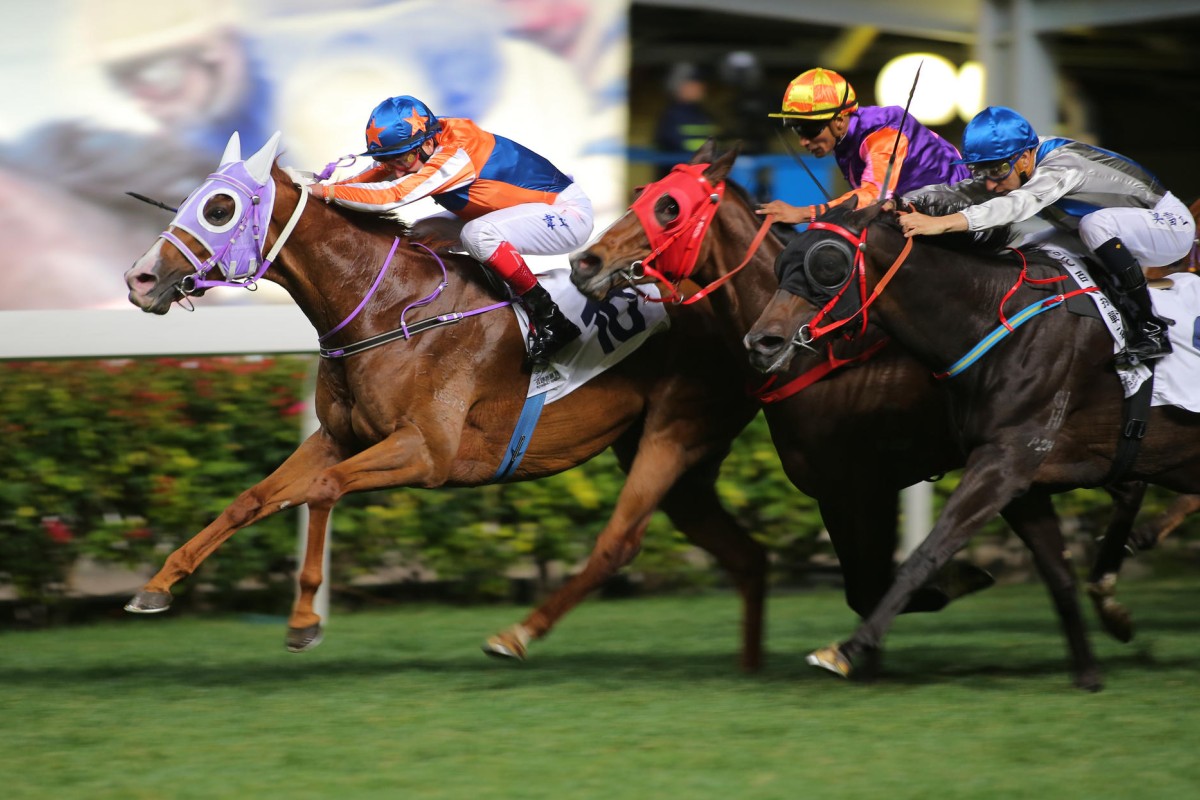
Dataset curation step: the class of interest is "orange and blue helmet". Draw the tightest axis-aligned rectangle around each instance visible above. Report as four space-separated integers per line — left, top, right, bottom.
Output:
959 106 1040 164
361 95 442 159
768 68 858 121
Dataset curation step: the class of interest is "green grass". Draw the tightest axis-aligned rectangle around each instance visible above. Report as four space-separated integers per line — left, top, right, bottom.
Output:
2 578 1199 799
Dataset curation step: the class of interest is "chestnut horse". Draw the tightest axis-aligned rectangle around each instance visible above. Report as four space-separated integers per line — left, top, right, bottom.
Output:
745 201 1200 690
122 132 769 669
567 142 1158 632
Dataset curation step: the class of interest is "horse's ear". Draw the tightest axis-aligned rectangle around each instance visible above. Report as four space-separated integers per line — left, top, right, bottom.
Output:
245 131 283 184
219 131 242 167
706 141 741 185
690 138 717 166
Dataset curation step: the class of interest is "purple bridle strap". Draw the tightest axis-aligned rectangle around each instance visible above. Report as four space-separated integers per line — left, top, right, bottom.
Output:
318 236 402 343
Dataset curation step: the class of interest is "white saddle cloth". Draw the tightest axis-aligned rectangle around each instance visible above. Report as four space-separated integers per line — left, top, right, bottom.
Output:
510 265 670 405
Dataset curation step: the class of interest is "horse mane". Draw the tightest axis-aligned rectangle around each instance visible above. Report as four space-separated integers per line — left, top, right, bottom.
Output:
849 202 1030 268
720 175 801 247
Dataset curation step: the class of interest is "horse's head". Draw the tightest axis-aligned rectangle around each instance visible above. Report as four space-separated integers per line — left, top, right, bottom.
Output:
744 202 888 373
570 140 738 301
124 131 289 314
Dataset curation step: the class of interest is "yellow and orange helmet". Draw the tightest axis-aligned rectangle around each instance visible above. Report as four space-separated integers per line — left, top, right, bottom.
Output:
768 68 859 121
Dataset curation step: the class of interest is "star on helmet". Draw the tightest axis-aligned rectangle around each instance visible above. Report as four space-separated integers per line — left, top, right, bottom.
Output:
405 109 428 135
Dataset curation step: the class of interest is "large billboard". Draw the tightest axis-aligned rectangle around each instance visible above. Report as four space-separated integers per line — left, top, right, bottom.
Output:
0 0 630 311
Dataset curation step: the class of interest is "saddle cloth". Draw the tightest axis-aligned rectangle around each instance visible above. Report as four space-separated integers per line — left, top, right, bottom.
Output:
1047 245 1200 412
511 263 670 404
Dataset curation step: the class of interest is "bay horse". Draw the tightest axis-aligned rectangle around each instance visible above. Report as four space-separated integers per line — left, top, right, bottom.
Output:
745 201 1200 690
122 131 770 669
567 141 1152 631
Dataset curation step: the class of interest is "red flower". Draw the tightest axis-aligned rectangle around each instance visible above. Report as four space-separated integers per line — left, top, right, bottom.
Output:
42 517 74 544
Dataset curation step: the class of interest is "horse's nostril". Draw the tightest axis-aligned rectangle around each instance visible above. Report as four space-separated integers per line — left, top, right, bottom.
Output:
573 253 600 275
134 272 156 286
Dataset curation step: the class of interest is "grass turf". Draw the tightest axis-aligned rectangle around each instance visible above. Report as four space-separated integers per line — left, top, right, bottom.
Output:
1 577 1198 799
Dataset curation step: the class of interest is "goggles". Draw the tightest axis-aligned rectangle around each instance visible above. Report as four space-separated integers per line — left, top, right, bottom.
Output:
968 155 1020 181
375 148 421 168
784 117 834 140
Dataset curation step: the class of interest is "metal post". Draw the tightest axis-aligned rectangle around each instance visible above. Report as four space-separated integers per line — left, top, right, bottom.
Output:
900 481 933 557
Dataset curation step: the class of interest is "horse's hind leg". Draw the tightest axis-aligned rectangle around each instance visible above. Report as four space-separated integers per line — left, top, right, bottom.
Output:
1085 481 1147 643
126 430 346 614
1131 491 1200 551
655 460 768 671
1002 490 1102 692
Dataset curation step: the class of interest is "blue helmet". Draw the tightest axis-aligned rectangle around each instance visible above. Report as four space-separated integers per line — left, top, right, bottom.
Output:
361 95 442 158
959 106 1040 164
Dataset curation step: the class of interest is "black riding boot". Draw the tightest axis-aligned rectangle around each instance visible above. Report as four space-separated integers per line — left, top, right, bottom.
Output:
1094 238 1172 367
521 283 581 363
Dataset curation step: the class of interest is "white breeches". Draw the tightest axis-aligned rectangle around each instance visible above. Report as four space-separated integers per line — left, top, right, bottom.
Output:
460 183 595 262
1079 192 1194 268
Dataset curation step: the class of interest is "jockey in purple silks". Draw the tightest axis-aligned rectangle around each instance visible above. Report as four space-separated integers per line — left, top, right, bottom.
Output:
756 67 969 225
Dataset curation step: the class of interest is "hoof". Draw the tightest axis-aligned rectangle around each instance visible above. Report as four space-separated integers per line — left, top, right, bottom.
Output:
286 624 324 653
1094 599 1134 644
1075 669 1104 693
125 590 173 614
482 625 530 661
806 644 853 679
1087 578 1134 643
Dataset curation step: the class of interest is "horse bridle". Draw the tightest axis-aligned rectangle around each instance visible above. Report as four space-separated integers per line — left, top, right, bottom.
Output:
157 164 308 296
795 219 914 345
625 163 775 305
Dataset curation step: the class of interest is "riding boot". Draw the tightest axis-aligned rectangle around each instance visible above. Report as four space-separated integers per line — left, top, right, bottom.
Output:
520 283 582 362
1094 238 1172 367
485 241 581 363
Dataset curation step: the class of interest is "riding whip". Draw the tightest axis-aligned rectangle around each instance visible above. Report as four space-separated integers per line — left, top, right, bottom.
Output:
879 59 923 201
774 129 833 201
126 191 178 213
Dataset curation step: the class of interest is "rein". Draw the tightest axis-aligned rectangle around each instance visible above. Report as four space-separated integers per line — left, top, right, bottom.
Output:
317 242 513 359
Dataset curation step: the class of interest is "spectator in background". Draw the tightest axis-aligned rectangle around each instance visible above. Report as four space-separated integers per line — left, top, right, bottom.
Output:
653 61 720 179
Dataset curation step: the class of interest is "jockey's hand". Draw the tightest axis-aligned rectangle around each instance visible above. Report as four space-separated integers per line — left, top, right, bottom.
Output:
756 200 827 224
898 209 963 238
308 183 331 203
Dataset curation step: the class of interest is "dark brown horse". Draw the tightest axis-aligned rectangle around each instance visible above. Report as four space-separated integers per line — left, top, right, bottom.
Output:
569 142 1079 622
745 201 1200 689
122 132 770 669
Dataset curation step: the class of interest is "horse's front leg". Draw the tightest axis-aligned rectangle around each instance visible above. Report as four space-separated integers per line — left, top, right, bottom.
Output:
125 429 347 614
808 443 1030 682
1002 490 1101 691
1085 481 1148 643
285 426 449 652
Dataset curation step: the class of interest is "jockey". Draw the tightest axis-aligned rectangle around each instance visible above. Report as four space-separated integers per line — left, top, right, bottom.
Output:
898 106 1194 366
310 95 592 362
756 67 969 224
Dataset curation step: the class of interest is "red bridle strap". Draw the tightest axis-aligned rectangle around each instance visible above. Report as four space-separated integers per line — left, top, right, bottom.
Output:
751 336 889 403
804 221 914 341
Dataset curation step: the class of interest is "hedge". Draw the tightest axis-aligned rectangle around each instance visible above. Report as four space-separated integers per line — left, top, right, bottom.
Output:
3 356 1192 618
0 356 828 612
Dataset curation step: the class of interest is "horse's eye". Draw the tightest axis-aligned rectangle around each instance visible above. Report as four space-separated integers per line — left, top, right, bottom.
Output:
654 194 681 224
